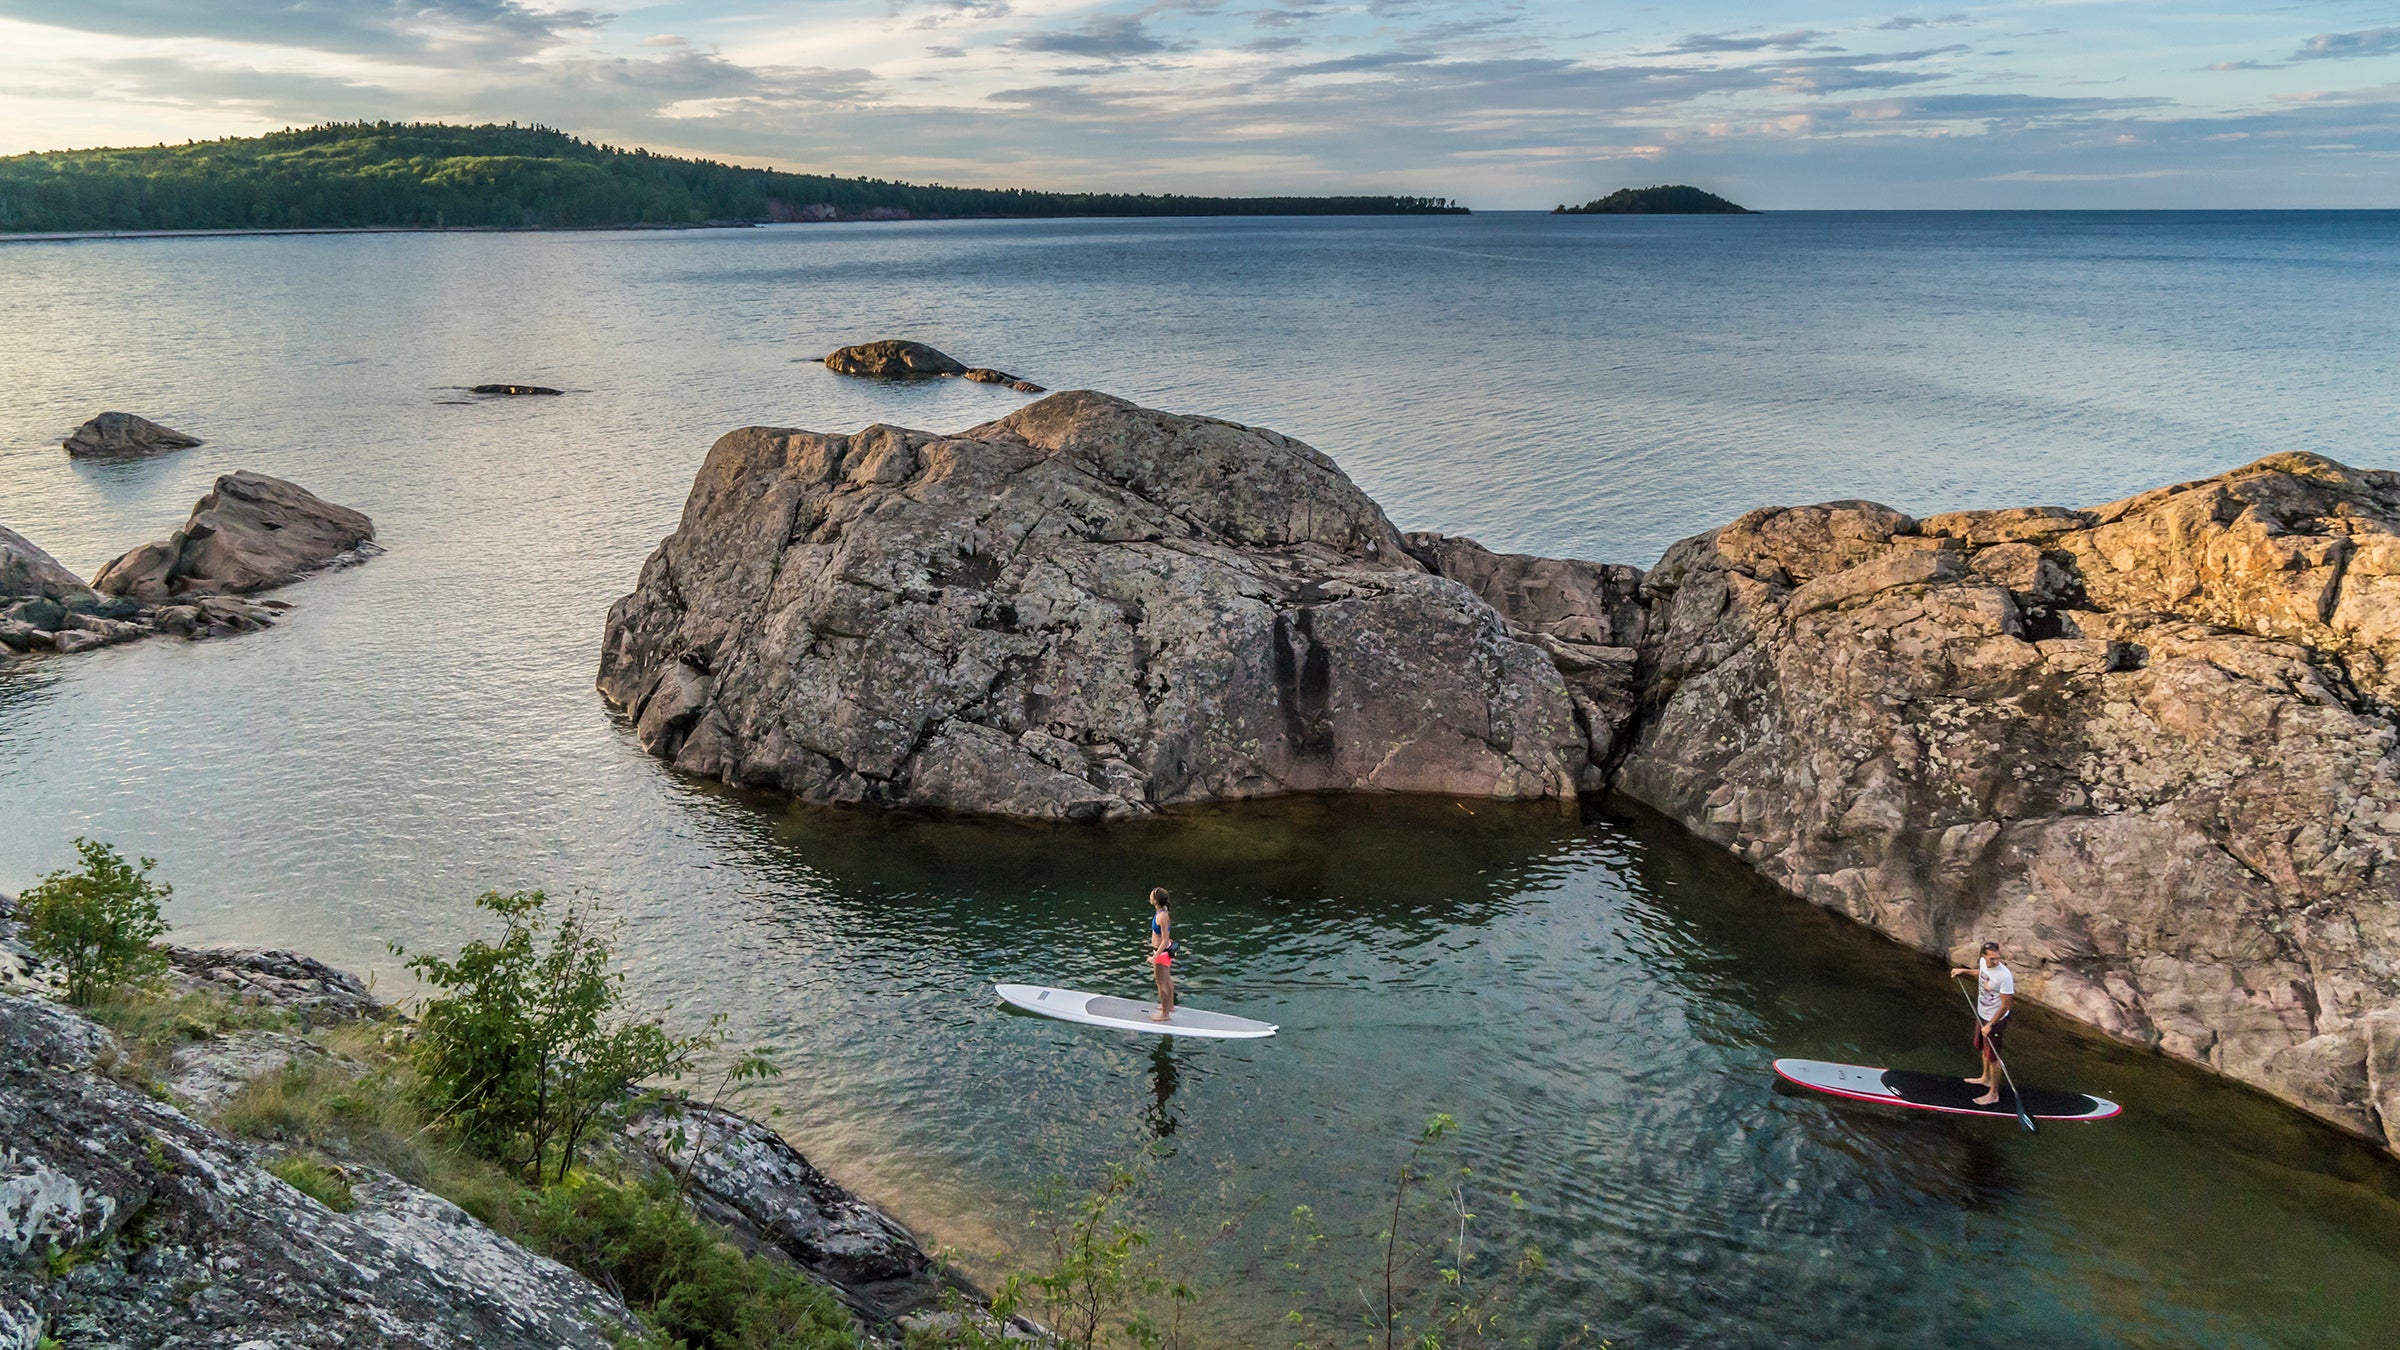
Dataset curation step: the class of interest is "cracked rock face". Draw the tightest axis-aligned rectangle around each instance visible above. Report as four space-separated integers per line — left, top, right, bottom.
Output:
1 995 640 1350
599 391 1587 819
624 1101 944 1327
1605 453 2400 1148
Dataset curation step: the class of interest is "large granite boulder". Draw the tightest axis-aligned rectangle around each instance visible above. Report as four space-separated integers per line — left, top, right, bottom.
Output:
599 392 1587 819
61 411 201 458
1600 453 2400 1148
93 470 376 603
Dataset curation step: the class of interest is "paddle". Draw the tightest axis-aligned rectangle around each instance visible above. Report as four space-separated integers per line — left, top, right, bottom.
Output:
1956 975 2037 1134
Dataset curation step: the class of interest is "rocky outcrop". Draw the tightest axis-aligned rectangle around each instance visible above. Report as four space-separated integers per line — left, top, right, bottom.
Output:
61 411 201 458
823 341 1044 392
1553 453 2400 1150
94 470 377 603
625 1101 953 1325
165 945 391 1023
5 472 373 662
599 392 1588 819
1 994 643 1350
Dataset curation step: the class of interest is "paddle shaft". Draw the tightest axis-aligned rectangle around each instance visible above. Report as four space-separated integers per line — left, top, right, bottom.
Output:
1956 975 2038 1134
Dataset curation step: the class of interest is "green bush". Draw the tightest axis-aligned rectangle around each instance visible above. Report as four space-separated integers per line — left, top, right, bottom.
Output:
19 838 171 1005
268 1155 357 1212
519 1172 858 1350
400 890 720 1185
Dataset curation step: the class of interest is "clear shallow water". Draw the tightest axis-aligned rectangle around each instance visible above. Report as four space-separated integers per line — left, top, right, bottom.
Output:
3 212 2398 1346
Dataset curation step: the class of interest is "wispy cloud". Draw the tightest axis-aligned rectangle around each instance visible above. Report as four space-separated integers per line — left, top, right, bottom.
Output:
2292 27 2400 62
1014 14 1175 59
1664 29 1830 55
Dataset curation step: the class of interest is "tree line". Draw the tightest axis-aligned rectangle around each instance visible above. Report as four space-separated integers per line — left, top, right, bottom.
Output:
0 121 1467 233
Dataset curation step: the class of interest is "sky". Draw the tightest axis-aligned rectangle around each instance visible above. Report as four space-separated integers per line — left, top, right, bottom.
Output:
0 1 2397 207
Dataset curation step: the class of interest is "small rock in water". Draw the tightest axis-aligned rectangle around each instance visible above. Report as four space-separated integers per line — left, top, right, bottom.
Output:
469 383 562 396
62 411 202 458
823 340 968 378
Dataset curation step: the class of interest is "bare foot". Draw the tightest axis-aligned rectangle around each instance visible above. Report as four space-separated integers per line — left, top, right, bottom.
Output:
1151 1012 1171 1022
1973 1093 2001 1106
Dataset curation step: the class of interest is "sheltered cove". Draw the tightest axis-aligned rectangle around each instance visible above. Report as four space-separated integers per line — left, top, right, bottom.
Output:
602 390 2400 1155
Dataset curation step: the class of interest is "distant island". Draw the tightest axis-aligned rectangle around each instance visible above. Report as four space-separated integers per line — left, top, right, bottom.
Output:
0 122 1468 235
1553 186 1753 215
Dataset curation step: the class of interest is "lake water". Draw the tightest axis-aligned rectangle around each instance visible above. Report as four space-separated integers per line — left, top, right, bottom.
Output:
3 212 2398 1346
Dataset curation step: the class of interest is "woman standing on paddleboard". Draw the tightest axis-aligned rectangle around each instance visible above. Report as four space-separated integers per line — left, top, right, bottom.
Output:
1149 887 1177 1022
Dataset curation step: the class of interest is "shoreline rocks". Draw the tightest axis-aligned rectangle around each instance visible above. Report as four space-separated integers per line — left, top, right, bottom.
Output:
3 471 376 661
823 340 1046 394
62 411 202 458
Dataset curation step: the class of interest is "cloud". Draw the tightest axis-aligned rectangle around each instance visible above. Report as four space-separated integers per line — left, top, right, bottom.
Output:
1666 29 1830 55
1014 14 1173 59
1877 14 1970 32
0 0 601 58
2206 59 2283 72
2293 27 2400 61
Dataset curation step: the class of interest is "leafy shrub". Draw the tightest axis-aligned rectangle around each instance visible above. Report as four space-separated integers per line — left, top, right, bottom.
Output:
268 1155 356 1212
400 890 721 1185
18 838 171 1005
517 1172 859 1350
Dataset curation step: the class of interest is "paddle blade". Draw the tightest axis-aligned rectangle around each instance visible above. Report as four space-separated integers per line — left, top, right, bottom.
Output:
2017 1102 2038 1134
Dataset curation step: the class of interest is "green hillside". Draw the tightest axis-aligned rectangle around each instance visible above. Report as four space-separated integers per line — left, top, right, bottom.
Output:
0 122 1467 234
1554 185 1753 215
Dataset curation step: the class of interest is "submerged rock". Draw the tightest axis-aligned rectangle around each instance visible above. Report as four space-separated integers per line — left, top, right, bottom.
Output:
470 384 562 396
599 391 1586 819
93 470 376 603
61 411 202 458
824 341 1043 391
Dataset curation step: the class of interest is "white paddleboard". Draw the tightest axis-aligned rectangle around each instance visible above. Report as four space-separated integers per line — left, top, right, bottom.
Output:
995 983 1278 1039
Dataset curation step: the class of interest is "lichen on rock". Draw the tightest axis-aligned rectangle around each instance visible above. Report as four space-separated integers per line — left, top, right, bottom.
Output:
599 391 1589 819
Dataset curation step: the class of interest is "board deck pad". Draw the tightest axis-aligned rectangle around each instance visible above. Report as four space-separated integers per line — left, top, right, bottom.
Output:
1773 1058 2120 1122
996 983 1278 1039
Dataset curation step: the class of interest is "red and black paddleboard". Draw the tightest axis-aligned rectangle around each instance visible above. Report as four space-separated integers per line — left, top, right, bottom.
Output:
1773 1058 2120 1122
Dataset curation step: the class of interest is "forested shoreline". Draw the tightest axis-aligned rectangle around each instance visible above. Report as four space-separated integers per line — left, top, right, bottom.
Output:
0 122 1467 233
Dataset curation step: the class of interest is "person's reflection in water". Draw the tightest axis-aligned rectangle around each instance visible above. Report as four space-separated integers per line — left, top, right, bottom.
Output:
1144 1039 1181 1140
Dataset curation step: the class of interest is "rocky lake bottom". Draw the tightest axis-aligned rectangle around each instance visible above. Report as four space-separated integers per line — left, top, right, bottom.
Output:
4 211 2399 1344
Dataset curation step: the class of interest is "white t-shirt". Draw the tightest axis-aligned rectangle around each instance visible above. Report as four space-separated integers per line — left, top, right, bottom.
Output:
1978 961 2016 1021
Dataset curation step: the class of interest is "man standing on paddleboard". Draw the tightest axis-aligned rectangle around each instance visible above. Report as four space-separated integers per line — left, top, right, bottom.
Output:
1149 888 1177 1022
1950 940 2015 1107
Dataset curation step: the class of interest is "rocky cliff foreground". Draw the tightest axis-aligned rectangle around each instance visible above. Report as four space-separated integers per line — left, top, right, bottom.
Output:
603 396 2400 1152
0 913 957 1347
2 471 375 659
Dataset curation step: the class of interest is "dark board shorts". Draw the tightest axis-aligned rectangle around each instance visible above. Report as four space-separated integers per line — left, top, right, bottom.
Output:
1974 1011 2011 1059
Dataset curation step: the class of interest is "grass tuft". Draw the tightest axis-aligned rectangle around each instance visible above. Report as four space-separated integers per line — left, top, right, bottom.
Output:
267 1155 357 1212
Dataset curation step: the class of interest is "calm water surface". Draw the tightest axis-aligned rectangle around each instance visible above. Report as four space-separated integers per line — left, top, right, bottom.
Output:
3 212 2397 1346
